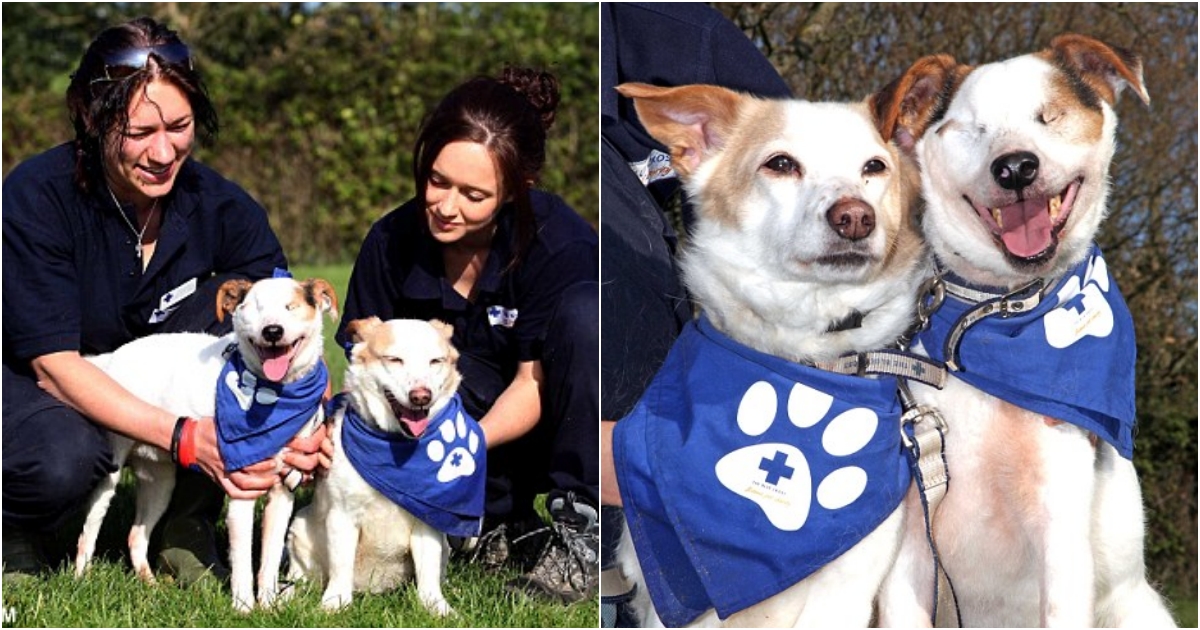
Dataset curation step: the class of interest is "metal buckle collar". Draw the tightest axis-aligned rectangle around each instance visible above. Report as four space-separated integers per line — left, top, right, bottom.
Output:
935 271 1057 372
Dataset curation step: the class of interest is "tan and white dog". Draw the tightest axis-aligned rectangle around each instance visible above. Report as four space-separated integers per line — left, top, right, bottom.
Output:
74 276 338 613
611 64 958 627
876 35 1176 627
286 317 470 615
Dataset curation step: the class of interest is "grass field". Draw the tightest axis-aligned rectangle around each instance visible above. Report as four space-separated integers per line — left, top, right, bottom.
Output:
0 263 595 628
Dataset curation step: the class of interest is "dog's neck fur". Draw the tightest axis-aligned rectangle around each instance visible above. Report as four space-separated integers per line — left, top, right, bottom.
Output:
683 223 928 364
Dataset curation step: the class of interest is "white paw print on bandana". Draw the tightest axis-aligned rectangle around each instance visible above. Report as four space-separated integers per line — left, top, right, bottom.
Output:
714 381 877 532
1044 253 1115 349
426 412 481 483
224 369 279 411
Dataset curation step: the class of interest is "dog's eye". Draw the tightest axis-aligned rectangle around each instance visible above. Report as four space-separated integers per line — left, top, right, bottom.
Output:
862 159 887 175
1037 108 1063 125
762 154 801 176
385 356 404 365
430 358 445 366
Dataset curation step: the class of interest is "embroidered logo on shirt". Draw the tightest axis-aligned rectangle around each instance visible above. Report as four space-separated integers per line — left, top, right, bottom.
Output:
628 149 676 186
716 380 878 531
149 277 198 324
1044 254 1115 348
486 305 518 328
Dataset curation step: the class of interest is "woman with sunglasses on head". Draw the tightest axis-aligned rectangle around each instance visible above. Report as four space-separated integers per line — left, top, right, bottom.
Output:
2 17 325 582
336 67 598 603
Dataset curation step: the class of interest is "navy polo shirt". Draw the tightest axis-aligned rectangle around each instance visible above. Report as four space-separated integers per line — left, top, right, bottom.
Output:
3 143 287 368
337 190 597 417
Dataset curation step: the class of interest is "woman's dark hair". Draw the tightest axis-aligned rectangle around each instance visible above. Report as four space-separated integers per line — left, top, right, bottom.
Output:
66 16 218 194
412 66 561 270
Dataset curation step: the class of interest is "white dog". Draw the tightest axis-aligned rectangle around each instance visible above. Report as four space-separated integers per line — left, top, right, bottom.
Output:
610 67 957 627
876 34 1176 627
75 275 337 613
286 317 486 615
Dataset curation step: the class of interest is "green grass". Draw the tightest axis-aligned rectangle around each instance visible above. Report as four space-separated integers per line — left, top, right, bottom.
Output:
291 263 354 394
1 475 595 628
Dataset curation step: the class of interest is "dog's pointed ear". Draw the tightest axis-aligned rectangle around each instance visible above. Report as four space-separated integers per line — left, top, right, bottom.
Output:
869 54 967 154
1047 33 1150 107
304 278 340 321
344 316 383 345
616 82 747 178
215 279 253 323
428 319 455 341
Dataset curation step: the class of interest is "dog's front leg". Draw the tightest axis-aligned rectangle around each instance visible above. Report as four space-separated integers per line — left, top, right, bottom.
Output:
127 456 177 584
877 486 936 627
410 522 454 617
1038 426 1097 626
320 509 360 611
227 497 258 613
257 483 295 609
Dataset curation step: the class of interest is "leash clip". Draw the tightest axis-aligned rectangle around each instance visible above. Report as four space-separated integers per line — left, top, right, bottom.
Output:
899 403 948 450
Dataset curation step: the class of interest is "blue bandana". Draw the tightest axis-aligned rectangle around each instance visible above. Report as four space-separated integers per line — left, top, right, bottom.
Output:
917 245 1137 458
614 317 910 627
336 393 486 538
215 348 328 471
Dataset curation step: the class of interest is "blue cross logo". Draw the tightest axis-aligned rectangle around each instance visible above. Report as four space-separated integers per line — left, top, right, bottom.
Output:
451 452 463 467
759 450 795 485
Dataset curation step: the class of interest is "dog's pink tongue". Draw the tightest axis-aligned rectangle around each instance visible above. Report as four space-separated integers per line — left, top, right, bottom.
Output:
998 199 1052 258
261 349 291 382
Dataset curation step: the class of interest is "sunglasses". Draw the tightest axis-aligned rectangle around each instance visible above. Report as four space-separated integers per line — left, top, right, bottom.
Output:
90 42 193 84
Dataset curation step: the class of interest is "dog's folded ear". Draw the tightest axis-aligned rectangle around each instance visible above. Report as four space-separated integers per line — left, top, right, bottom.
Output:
345 316 383 345
615 82 747 178
429 319 455 341
1046 33 1150 107
216 279 254 322
303 278 340 321
869 54 968 155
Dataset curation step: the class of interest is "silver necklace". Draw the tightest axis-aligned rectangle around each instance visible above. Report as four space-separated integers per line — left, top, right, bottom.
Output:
106 186 159 260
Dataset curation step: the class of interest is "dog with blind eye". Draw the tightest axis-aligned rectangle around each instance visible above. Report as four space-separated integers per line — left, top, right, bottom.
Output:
875 34 1175 627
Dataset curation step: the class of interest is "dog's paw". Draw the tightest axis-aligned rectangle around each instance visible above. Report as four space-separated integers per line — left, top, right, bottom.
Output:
426 411 481 483
1044 253 1115 348
714 381 877 531
320 588 352 612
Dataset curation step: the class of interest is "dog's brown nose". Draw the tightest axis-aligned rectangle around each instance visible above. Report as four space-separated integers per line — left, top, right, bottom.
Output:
827 199 875 241
992 151 1039 190
409 387 432 408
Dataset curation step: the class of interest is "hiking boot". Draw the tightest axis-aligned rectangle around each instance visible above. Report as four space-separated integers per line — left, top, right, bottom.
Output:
2 526 48 580
506 491 599 604
458 512 548 570
152 470 229 586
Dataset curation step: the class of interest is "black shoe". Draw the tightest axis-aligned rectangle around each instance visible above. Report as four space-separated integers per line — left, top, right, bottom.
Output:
506 492 599 604
2 527 48 579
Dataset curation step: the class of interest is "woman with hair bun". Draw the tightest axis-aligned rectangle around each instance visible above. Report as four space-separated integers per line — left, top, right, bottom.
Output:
336 67 598 603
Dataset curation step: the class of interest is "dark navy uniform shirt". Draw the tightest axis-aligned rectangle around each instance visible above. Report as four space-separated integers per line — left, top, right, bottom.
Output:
2 143 287 369
337 190 597 418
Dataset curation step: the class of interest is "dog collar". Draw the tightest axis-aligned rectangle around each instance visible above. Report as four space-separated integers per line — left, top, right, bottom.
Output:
336 393 486 538
614 316 911 625
214 349 328 471
916 244 1137 458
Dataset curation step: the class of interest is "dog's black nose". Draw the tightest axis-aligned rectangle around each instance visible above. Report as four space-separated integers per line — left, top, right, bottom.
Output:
262 324 284 343
827 199 875 241
991 151 1039 190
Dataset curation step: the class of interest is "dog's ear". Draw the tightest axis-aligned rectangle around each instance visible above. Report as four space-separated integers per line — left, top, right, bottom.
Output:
304 278 340 321
1046 33 1150 107
615 82 747 178
344 317 383 344
215 279 253 322
428 319 455 341
869 54 967 154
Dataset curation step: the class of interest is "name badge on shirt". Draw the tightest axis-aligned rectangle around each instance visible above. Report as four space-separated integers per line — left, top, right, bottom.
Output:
149 277 197 324
628 149 676 187
487 305 518 328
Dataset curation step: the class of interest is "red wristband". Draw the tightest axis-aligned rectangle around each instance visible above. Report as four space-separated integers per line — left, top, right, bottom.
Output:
177 417 201 472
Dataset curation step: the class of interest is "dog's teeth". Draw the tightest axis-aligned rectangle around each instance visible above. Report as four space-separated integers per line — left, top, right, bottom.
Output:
1049 195 1062 221
991 208 1003 228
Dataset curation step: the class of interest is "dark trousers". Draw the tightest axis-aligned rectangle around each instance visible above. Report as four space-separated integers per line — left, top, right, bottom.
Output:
2 275 238 533
483 280 599 521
